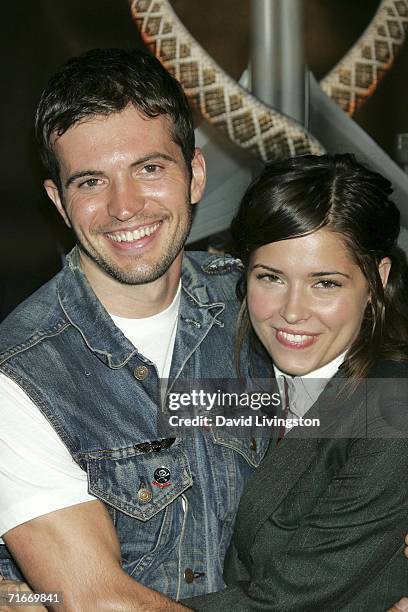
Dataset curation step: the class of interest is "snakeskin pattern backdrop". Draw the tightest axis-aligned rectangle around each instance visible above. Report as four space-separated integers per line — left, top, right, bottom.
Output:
130 0 408 162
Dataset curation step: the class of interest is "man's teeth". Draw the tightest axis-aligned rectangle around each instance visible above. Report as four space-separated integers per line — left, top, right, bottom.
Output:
278 331 313 343
108 223 160 243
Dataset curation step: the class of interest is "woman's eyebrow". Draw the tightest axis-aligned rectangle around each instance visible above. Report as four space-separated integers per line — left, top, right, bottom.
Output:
251 264 352 280
251 264 283 274
309 271 351 279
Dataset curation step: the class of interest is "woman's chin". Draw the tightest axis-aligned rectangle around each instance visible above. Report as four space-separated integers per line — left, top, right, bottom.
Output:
268 343 321 376
274 360 315 377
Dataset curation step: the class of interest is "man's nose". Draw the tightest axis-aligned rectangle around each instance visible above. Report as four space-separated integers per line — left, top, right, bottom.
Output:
107 179 145 221
279 285 310 324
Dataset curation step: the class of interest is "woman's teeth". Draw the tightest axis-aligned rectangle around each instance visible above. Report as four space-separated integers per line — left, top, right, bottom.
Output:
278 331 313 343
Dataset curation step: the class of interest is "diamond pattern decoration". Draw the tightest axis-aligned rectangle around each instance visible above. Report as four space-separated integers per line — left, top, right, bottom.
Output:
264 133 291 158
146 17 161 35
204 89 226 117
293 136 310 155
396 0 408 16
374 39 391 61
322 0 408 117
387 19 402 37
229 93 243 111
161 39 176 60
180 63 200 88
138 0 153 11
179 44 191 58
232 112 256 142
203 69 216 86
259 112 274 132
331 88 352 113
355 63 374 88
339 69 352 85
130 0 407 160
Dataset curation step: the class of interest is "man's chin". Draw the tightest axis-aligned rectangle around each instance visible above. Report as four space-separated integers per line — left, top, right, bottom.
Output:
87 253 176 286
76 229 187 286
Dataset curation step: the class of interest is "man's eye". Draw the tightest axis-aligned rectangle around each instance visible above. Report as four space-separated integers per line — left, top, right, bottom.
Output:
143 164 161 174
79 178 102 188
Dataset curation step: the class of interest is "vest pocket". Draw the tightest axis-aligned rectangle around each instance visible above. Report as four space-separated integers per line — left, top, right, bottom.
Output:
84 442 193 521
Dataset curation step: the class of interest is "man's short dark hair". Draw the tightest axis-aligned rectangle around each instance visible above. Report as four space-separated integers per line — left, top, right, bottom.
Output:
35 48 195 193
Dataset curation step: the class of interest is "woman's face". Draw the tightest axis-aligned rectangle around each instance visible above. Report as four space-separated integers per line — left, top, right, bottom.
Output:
247 228 371 376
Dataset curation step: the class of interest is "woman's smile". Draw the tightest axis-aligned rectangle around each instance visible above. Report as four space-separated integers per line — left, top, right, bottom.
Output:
275 327 319 349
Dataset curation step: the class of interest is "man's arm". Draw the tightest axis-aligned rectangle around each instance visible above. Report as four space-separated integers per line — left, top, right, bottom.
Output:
388 599 408 611
3 500 188 612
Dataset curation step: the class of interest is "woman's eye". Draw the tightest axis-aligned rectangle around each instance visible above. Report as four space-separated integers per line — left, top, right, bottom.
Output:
255 273 282 284
314 279 342 289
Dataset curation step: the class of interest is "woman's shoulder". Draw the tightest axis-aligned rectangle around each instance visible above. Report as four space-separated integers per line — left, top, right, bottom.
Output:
367 358 408 379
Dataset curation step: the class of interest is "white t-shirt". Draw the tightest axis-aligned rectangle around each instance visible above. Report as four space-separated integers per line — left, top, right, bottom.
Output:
0 284 181 539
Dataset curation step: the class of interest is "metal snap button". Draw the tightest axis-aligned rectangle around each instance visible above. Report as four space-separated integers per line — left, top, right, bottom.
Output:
134 365 149 380
184 568 195 584
137 488 152 504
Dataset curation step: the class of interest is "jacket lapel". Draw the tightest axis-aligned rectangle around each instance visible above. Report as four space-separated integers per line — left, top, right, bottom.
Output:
234 368 353 558
234 436 319 560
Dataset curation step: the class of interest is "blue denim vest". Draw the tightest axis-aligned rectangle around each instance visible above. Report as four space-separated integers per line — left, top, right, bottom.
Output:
0 248 271 598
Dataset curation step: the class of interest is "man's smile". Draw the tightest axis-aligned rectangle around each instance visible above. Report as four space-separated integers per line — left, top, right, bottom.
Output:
106 221 162 243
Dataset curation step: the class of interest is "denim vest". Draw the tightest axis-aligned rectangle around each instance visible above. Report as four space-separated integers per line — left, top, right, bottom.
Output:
0 248 271 599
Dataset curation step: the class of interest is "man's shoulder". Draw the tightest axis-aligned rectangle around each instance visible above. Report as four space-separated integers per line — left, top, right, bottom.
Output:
0 270 66 358
183 250 244 301
185 250 243 275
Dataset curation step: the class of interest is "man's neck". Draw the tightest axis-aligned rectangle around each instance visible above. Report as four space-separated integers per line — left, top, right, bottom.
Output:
79 252 183 319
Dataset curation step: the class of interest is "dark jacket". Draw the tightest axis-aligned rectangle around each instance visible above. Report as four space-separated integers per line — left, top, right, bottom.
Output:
185 360 408 611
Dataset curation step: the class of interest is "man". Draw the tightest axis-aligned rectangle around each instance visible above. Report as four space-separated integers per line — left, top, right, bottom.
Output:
0 48 270 610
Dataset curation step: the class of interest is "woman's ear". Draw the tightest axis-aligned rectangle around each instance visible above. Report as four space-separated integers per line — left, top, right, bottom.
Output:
378 257 392 288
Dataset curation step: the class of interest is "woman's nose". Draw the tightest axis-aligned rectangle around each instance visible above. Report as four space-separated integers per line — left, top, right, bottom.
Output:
279 286 310 324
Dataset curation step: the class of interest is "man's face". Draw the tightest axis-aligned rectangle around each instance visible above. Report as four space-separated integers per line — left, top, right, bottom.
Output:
45 105 205 286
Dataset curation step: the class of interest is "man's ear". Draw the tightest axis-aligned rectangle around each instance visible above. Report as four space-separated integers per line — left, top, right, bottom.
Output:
378 257 392 288
44 179 71 228
190 148 206 205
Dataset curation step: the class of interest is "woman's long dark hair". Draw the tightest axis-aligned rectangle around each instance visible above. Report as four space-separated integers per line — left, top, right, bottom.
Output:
232 153 408 381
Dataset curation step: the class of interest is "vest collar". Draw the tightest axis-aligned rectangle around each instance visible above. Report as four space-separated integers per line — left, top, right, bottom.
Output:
57 247 225 369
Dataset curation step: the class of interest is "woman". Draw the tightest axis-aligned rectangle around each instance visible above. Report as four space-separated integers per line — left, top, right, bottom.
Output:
182 153 408 611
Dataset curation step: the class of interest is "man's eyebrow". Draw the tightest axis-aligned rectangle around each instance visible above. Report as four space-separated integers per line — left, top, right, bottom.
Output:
65 170 105 189
130 152 177 167
65 153 178 189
